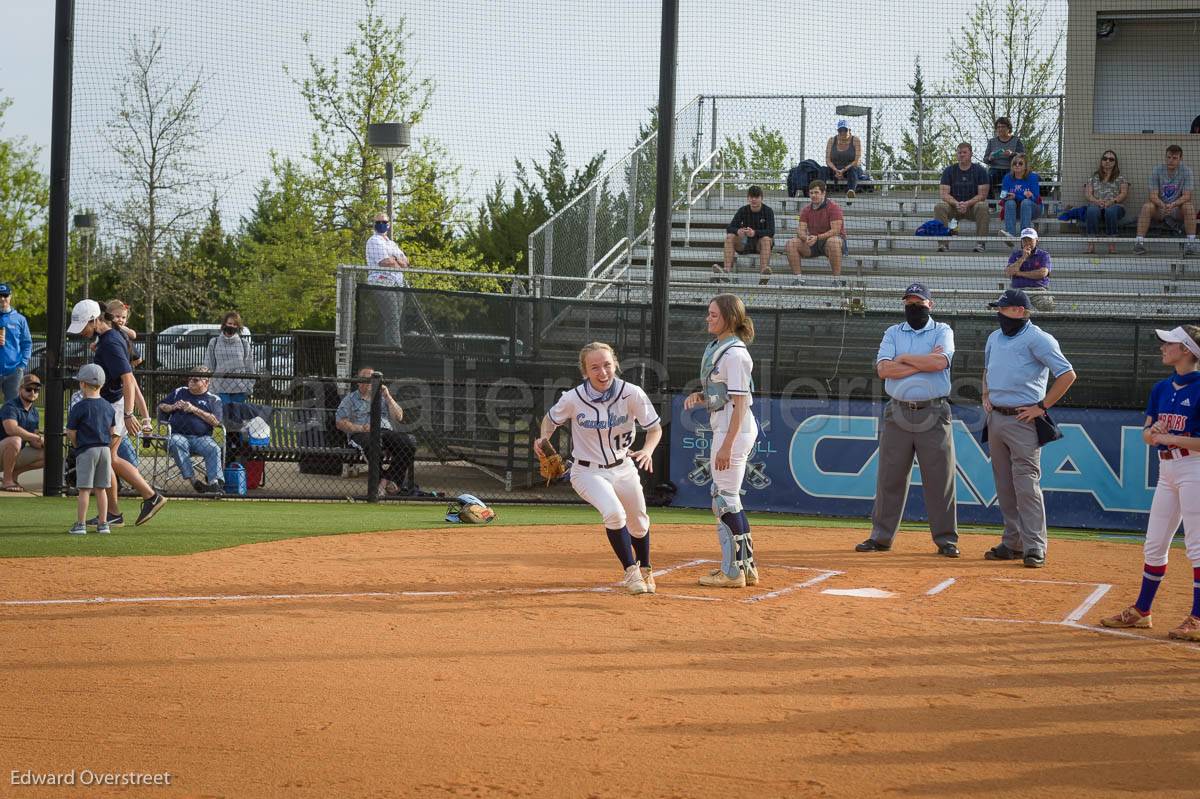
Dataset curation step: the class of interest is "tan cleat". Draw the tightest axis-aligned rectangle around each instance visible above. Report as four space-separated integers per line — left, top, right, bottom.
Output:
698 569 745 588
1167 615 1200 641
622 564 650 595
744 565 760 586
1100 605 1152 629
640 567 656 594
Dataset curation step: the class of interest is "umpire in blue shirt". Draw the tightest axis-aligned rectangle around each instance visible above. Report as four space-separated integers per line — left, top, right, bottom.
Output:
982 289 1076 568
858 283 960 556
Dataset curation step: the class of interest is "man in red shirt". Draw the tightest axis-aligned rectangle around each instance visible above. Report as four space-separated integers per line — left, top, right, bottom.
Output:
785 180 846 280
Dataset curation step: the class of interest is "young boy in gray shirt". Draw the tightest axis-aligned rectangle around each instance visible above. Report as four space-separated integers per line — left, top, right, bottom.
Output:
66 364 118 535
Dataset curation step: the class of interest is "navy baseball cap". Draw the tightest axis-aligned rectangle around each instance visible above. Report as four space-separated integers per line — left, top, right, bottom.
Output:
0 283 11 296
988 289 1032 309
902 282 932 301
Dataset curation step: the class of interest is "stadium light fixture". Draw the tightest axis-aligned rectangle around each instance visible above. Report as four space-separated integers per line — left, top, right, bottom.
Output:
835 104 873 173
73 212 97 298
368 122 412 225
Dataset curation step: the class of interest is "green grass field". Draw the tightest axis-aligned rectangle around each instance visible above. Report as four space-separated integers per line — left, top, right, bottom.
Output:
0 497 1143 559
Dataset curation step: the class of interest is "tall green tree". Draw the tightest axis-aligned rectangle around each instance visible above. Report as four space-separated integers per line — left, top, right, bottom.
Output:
723 125 789 178
878 57 954 181
0 94 49 321
942 0 1064 175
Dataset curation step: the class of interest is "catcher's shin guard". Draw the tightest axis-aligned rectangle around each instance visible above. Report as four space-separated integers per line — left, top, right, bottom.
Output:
733 531 755 575
712 485 741 578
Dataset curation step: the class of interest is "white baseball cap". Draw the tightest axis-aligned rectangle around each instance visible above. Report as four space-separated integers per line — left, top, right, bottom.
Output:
1019 227 1038 241
67 299 102 335
1156 326 1200 359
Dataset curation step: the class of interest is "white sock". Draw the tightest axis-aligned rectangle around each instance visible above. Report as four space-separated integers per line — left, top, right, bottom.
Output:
1189 235 1197 241
1136 236 1145 243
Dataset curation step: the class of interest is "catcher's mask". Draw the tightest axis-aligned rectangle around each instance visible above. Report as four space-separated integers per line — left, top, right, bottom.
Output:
445 494 496 524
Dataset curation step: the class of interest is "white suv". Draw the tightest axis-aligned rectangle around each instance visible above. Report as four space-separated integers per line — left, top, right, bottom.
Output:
155 324 251 372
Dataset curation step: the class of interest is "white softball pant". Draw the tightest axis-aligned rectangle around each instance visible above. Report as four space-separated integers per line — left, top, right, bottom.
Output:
570 458 649 537
710 417 759 512
1143 454 1200 566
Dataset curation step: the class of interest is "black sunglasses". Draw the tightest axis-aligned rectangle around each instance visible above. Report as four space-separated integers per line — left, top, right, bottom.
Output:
23 384 42 392
187 376 208 383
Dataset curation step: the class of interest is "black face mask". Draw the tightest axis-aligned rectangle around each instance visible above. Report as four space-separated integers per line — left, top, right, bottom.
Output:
904 304 930 329
222 326 237 336
997 313 1028 337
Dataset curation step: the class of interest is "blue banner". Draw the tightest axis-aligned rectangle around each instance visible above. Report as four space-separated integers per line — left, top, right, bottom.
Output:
670 396 1154 531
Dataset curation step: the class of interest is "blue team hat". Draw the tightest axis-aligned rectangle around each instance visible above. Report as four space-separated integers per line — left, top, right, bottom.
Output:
0 283 11 296
989 288 1032 309
836 118 850 131
903 282 932 301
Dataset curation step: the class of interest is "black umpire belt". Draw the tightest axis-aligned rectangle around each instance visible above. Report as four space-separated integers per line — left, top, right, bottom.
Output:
890 397 947 410
575 458 624 469
991 406 1025 416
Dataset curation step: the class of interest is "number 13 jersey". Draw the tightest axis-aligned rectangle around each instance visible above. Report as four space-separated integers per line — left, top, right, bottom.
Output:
547 379 661 465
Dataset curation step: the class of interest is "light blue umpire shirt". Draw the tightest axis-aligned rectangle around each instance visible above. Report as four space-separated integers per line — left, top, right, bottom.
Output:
984 322 1074 408
875 317 955 402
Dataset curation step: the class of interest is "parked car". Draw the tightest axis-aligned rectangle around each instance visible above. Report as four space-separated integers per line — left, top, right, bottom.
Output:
27 339 92 381
153 323 251 372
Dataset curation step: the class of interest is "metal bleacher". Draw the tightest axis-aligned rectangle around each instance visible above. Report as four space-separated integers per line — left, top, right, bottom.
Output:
616 177 1200 319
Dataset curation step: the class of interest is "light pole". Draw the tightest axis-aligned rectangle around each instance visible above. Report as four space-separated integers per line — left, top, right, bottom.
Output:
835 104 873 172
367 122 411 224
73 212 96 299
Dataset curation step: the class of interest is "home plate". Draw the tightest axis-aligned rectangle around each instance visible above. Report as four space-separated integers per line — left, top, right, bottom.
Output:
821 588 895 599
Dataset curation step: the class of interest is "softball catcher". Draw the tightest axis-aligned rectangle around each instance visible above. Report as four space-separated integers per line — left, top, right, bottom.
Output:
1101 326 1200 641
685 293 759 588
535 342 662 595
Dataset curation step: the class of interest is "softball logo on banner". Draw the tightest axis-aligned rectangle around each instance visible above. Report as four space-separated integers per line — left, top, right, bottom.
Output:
672 397 1155 532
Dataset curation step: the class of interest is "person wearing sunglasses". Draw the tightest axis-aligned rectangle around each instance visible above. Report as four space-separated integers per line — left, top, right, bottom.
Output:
158 366 224 494
1 374 44 491
1082 150 1129 254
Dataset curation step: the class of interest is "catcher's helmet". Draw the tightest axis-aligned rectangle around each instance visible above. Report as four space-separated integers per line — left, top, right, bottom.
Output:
445 494 496 524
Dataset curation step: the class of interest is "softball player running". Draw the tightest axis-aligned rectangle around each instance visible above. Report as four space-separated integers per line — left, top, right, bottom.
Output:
1101 325 1200 641
535 342 662 595
685 293 760 588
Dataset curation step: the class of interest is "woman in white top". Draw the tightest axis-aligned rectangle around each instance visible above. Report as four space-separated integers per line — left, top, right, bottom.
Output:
685 293 760 587
535 342 663 595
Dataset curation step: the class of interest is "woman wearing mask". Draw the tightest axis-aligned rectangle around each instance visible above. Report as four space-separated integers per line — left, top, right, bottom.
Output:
684 293 761 588
205 311 255 405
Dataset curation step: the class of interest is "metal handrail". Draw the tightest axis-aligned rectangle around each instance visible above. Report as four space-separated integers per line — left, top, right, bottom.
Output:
527 95 703 279
683 149 725 246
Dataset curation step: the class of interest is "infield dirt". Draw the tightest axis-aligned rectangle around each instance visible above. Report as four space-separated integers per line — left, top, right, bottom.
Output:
2 525 1198 798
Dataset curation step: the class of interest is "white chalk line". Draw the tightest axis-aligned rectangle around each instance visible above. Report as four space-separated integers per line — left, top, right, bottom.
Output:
925 578 957 596
0 560 839 610
961 617 1200 651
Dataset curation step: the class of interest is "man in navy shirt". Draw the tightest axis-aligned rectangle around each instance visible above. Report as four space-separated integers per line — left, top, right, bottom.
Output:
67 299 167 526
714 186 776 284
158 367 224 493
934 143 992 253
1 373 44 491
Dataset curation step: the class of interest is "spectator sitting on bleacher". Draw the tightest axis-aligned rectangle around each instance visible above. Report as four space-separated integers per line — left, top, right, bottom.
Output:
785 180 846 282
935 143 991 253
335 367 417 496
1000 156 1041 241
714 185 775 285
159 366 224 494
1083 150 1129 255
1135 144 1197 256
825 119 863 201
983 116 1024 198
1004 228 1053 311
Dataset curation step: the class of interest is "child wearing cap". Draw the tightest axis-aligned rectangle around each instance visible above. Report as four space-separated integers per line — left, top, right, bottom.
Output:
65 364 118 535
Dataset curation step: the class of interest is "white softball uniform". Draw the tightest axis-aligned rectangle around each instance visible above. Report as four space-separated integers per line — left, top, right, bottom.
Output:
1142 371 1200 566
547 379 661 534
704 339 758 505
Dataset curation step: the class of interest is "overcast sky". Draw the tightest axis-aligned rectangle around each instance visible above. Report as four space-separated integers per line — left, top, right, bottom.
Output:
1 0 1067 228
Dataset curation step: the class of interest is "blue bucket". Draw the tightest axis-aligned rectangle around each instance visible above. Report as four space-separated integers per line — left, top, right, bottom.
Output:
224 463 247 495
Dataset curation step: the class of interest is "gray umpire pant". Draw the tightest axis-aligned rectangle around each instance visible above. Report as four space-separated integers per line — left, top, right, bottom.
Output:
870 398 959 547
986 411 1047 555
